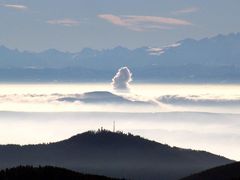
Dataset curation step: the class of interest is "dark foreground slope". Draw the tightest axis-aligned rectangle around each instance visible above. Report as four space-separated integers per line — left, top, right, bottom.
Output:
0 166 118 180
0 130 233 180
181 162 240 180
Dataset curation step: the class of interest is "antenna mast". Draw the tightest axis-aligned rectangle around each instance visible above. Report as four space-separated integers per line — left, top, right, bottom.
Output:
113 121 115 132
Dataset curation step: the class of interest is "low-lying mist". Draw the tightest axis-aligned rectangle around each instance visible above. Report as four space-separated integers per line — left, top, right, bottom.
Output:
0 111 239 161
0 90 239 113
0 83 239 161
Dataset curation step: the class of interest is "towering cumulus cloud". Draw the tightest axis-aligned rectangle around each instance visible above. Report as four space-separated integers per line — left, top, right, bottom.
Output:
112 67 132 91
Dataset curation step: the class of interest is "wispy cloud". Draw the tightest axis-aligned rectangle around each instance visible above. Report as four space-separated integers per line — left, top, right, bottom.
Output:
47 18 80 27
98 14 191 31
173 7 198 15
1 4 28 10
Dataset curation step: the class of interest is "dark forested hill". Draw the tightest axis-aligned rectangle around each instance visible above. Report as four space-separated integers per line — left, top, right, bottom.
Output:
181 162 240 180
0 130 233 180
0 166 119 180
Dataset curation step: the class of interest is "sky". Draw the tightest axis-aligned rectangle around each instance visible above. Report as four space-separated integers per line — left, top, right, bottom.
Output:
0 0 240 52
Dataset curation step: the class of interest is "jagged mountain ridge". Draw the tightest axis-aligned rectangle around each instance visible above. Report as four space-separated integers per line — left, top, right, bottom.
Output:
0 33 240 82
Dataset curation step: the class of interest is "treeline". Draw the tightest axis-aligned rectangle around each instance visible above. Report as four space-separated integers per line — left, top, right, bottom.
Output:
181 162 240 180
0 166 120 180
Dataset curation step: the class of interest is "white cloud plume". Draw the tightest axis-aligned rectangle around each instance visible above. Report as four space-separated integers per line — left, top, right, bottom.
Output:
112 67 133 91
1 4 27 10
47 18 80 27
98 14 191 31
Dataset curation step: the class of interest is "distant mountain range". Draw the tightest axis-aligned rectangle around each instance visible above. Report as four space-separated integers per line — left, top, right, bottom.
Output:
181 162 240 180
0 33 240 82
0 166 119 180
0 130 232 180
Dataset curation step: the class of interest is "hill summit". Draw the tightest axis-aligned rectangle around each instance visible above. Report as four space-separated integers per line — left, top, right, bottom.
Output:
0 130 233 180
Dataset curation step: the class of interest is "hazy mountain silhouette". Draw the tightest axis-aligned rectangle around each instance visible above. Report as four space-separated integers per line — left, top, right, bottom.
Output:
0 166 119 180
0 130 232 180
0 33 240 82
181 162 240 180
58 91 156 106
158 95 240 107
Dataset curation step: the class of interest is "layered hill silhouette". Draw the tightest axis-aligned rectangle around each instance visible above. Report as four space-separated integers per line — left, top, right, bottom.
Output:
0 130 232 180
0 33 240 82
181 162 240 180
0 166 119 180
58 91 155 106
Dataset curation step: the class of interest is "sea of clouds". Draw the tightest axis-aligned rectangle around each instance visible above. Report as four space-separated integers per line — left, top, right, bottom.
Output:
0 92 240 113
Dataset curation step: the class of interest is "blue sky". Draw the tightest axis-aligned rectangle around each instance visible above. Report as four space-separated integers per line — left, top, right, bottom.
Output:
0 0 240 52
